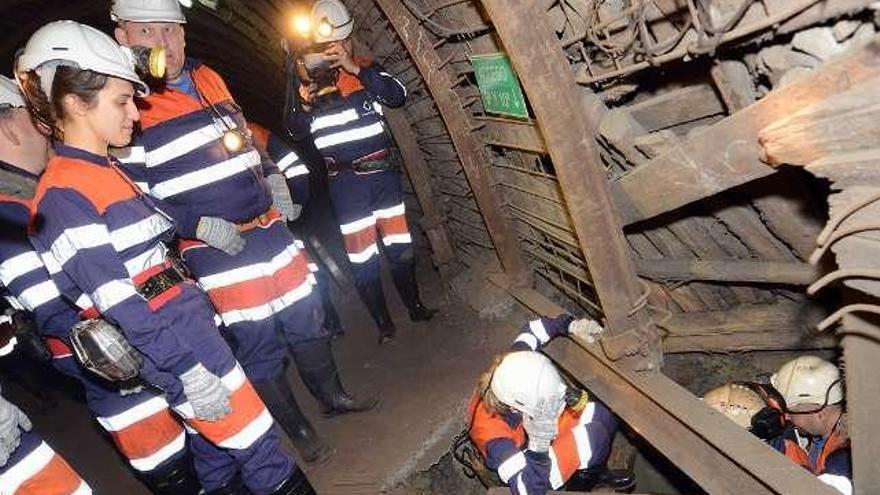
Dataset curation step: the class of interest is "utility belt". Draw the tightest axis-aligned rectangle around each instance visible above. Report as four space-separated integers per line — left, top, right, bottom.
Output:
327 149 393 176
236 207 281 233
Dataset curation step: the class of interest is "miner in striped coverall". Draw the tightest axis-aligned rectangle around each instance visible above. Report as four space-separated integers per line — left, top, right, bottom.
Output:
469 315 635 494
111 0 375 465
19 20 313 495
0 75 200 493
289 0 437 345
0 380 91 495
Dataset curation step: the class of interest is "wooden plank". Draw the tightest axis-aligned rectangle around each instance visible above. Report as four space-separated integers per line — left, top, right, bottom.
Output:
635 258 820 284
842 313 880 495
661 302 836 353
609 38 880 226
479 118 547 154
759 78 880 166
548 340 838 495
627 84 725 132
384 108 456 267
372 0 531 284
482 0 661 370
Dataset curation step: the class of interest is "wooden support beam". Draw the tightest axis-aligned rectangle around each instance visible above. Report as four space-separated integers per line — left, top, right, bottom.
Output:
842 313 880 495
760 78 880 167
662 302 836 353
609 37 880 226
479 118 546 154
371 0 531 284
626 84 725 132
481 0 661 370
548 338 839 495
384 109 457 269
635 258 820 285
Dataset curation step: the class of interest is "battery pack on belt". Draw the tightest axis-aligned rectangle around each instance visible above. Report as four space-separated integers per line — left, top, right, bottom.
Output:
136 265 185 301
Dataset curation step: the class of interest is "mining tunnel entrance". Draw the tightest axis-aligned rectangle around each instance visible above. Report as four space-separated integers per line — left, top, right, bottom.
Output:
0 0 878 494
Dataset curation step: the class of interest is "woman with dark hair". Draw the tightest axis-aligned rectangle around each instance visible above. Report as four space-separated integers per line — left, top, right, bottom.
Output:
18 20 314 495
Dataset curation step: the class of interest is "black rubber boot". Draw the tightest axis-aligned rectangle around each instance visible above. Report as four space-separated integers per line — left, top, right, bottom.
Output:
292 338 380 417
253 375 334 464
316 270 344 340
205 475 250 495
269 466 316 495
564 466 637 492
139 452 202 495
390 263 437 322
354 278 396 344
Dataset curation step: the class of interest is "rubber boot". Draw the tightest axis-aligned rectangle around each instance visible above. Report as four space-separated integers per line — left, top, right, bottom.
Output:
205 475 250 495
354 278 396 344
139 452 203 495
390 263 437 322
269 466 316 495
317 270 344 340
253 375 334 464
564 466 637 492
292 338 380 417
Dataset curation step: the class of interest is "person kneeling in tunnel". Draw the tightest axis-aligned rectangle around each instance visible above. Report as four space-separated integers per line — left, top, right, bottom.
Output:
468 315 635 494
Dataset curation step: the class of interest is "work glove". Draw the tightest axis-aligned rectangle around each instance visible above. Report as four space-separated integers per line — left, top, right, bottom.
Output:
568 318 604 344
523 394 564 453
179 364 232 422
0 390 32 466
196 216 246 256
266 173 302 222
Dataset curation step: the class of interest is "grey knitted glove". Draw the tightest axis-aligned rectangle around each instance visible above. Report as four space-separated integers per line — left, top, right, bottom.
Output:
523 395 563 453
196 216 246 256
0 391 31 466
266 173 302 222
179 364 232 422
568 318 604 343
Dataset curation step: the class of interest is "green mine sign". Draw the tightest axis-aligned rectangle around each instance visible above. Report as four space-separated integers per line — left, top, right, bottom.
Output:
471 53 529 119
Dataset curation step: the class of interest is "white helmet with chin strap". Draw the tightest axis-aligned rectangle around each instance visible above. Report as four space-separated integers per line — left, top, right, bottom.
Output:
771 356 843 411
490 351 567 419
0 76 26 108
311 0 354 43
15 20 149 101
111 0 187 24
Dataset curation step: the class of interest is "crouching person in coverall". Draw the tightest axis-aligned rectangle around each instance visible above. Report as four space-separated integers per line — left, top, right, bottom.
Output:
0 379 92 495
469 315 635 494
111 0 375 465
288 0 436 345
701 357 851 495
769 357 851 495
0 74 203 494
17 20 314 495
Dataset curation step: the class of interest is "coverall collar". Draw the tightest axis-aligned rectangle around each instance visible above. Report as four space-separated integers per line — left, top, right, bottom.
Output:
0 159 38 180
53 144 113 167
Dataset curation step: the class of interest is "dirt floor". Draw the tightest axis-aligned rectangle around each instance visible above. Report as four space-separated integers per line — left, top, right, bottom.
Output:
1 252 522 495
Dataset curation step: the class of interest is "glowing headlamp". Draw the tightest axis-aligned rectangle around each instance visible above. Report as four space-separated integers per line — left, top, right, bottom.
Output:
222 130 245 153
292 15 312 37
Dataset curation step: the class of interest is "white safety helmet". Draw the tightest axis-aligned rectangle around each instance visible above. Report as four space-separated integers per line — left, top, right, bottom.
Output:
111 0 187 24
702 383 765 429
490 351 567 418
0 76 26 108
15 21 149 99
771 356 843 411
311 0 353 43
